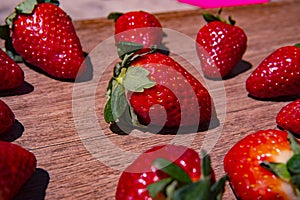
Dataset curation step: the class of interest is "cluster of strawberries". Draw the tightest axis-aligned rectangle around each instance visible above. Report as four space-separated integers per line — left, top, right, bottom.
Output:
0 0 88 199
106 9 300 200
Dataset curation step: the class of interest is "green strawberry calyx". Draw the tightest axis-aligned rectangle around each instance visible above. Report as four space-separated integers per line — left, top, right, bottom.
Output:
147 151 227 200
104 42 157 127
0 0 60 61
260 132 300 197
202 8 236 26
107 12 124 22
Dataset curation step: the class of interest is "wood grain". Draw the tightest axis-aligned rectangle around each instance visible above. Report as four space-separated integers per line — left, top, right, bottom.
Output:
1 1 300 199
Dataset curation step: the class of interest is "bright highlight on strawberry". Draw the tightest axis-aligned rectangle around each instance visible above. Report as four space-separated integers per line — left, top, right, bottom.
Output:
224 130 300 200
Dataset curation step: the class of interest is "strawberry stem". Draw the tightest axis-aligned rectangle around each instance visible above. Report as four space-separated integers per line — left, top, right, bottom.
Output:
202 8 236 25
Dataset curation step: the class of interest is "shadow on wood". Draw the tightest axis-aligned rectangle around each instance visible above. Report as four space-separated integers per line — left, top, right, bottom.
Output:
0 82 34 97
14 168 50 200
0 120 24 142
110 118 220 135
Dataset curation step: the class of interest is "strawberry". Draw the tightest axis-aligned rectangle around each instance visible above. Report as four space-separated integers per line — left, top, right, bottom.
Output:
0 0 86 80
196 10 247 79
108 11 163 48
224 129 300 199
246 45 300 99
0 141 36 200
0 48 24 91
0 100 15 135
276 99 300 135
104 48 217 132
116 144 227 199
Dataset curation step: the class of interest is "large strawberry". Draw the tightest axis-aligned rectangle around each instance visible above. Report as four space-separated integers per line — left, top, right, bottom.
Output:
0 100 15 135
276 99 300 135
224 129 300 199
116 144 227 199
0 48 24 91
0 141 36 200
108 10 163 48
196 10 247 79
0 0 86 80
246 45 300 99
104 48 217 132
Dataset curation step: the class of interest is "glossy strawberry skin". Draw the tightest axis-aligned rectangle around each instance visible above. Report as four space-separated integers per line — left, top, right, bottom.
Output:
196 21 247 78
276 99 300 135
114 11 163 47
128 52 216 129
11 3 86 80
116 144 203 199
224 130 297 200
246 46 300 99
0 100 15 135
0 141 36 200
0 49 24 91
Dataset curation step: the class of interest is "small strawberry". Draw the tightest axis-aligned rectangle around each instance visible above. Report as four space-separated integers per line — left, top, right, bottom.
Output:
0 141 36 200
224 129 300 199
0 100 15 135
116 144 227 199
108 10 163 48
276 99 300 135
0 48 24 91
0 0 86 80
246 45 300 99
104 48 217 132
196 10 247 79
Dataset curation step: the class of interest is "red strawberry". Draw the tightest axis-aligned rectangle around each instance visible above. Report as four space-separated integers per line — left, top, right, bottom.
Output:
116 144 226 199
196 10 247 79
108 11 163 48
246 45 300 99
0 49 24 91
0 141 36 200
224 129 300 200
104 49 217 132
0 100 15 135
1 0 86 80
276 99 300 135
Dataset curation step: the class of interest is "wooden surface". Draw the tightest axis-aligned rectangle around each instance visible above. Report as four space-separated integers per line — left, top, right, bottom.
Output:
1 1 300 199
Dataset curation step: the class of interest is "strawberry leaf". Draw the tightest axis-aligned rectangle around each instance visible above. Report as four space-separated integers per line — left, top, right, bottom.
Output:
291 174 300 189
15 0 38 14
211 175 228 200
171 179 211 200
116 42 144 60
147 177 173 198
104 98 114 123
107 12 124 22
123 67 156 92
295 43 300 48
287 154 300 175
260 162 291 181
201 151 212 178
287 132 300 154
111 84 127 121
152 158 192 184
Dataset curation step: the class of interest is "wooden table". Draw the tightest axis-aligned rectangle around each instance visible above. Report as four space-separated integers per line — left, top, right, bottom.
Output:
1 1 300 199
